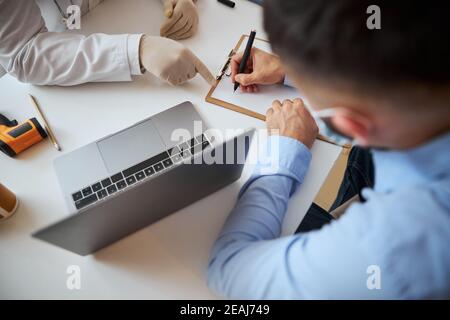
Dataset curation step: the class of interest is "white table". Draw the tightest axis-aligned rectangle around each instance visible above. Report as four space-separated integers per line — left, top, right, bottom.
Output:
0 0 340 299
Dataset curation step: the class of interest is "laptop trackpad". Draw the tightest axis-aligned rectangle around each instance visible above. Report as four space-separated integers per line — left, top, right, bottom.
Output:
97 119 166 174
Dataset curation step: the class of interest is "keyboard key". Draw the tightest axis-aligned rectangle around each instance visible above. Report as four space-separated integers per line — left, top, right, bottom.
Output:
126 176 136 185
189 137 198 147
191 140 210 155
195 134 207 143
122 150 169 177
172 154 182 163
101 178 112 188
116 180 127 190
144 167 155 176
75 194 98 210
97 189 108 199
82 186 92 197
167 146 180 157
202 140 210 149
107 184 117 195
181 149 191 159
111 173 123 183
136 171 146 181
92 182 102 192
178 141 189 151
163 158 173 168
72 191 83 201
191 144 203 155
154 162 164 172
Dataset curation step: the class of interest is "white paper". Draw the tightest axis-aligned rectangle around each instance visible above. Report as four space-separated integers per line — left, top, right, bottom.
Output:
281 140 342 235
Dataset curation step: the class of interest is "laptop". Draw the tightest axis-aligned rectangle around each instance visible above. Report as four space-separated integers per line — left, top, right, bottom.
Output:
33 101 254 255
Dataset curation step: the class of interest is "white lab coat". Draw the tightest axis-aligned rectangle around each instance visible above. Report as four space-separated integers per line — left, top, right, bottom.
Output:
0 0 144 85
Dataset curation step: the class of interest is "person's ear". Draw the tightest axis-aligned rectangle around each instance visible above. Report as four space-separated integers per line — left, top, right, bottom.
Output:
331 110 373 146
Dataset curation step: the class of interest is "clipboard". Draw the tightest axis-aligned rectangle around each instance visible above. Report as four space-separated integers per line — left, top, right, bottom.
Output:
205 34 349 148
206 35 268 121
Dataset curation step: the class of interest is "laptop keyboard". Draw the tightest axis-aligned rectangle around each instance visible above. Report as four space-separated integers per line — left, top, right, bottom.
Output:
71 134 211 210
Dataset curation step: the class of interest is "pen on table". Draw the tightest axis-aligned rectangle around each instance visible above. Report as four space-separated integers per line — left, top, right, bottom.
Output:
217 0 235 8
28 94 62 152
234 29 257 92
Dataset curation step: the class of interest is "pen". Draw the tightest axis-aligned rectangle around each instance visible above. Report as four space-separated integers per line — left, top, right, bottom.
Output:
247 0 263 5
28 94 62 151
218 0 235 8
234 30 257 92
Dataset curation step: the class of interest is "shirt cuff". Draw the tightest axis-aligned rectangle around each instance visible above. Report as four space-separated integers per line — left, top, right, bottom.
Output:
127 34 144 76
255 135 312 184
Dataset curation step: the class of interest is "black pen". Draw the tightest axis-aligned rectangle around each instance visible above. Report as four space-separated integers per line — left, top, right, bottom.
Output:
234 30 257 92
218 0 235 8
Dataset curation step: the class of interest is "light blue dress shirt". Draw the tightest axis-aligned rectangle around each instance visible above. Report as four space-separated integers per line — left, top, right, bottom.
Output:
207 132 450 299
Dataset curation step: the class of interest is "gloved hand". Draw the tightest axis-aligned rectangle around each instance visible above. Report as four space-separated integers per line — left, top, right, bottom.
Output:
139 35 214 85
160 0 198 40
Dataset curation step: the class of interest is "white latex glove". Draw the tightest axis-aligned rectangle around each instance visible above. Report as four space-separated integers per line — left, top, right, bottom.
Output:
139 35 214 85
160 0 198 40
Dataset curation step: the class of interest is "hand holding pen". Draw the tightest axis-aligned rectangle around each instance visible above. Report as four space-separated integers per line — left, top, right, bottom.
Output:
231 31 287 93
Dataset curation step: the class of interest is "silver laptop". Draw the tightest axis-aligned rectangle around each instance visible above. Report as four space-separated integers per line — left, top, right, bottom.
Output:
33 101 254 255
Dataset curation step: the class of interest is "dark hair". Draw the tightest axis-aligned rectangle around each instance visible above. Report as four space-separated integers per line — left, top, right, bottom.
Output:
264 0 450 91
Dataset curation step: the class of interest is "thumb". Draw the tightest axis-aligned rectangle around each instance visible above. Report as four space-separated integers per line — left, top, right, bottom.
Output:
164 0 175 18
235 73 258 86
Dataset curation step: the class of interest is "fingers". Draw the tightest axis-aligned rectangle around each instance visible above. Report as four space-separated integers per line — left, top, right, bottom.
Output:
234 72 259 87
166 12 198 40
267 99 303 115
267 100 282 115
240 84 259 93
292 98 308 114
160 8 183 37
231 52 244 82
165 16 190 39
187 50 215 85
231 50 254 83
266 100 281 134
170 18 197 40
166 14 192 38
164 0 175 18
293 98 316 124
161 0 198 40
165 61 196 86
272 100 282 111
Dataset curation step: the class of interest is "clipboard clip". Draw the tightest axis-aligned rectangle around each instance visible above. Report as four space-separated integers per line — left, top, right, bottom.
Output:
216 49 236 80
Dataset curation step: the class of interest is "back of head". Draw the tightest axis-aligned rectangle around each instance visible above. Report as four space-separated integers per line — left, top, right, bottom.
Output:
263 0 450 105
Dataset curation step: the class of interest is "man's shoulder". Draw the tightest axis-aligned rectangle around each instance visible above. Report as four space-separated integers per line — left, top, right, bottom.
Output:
355 176 450 224
342 178 450 298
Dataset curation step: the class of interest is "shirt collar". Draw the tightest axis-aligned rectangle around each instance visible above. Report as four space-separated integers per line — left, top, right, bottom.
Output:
372 131 450 193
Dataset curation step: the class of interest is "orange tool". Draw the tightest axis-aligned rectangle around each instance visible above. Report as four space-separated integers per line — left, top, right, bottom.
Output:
0 113 47 157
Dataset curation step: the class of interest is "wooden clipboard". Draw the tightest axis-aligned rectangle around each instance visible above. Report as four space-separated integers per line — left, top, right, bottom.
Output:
205 35 349 148
206 35 267 121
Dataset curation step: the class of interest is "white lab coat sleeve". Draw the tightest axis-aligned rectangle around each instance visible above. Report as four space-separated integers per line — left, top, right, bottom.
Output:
0 0 143 86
